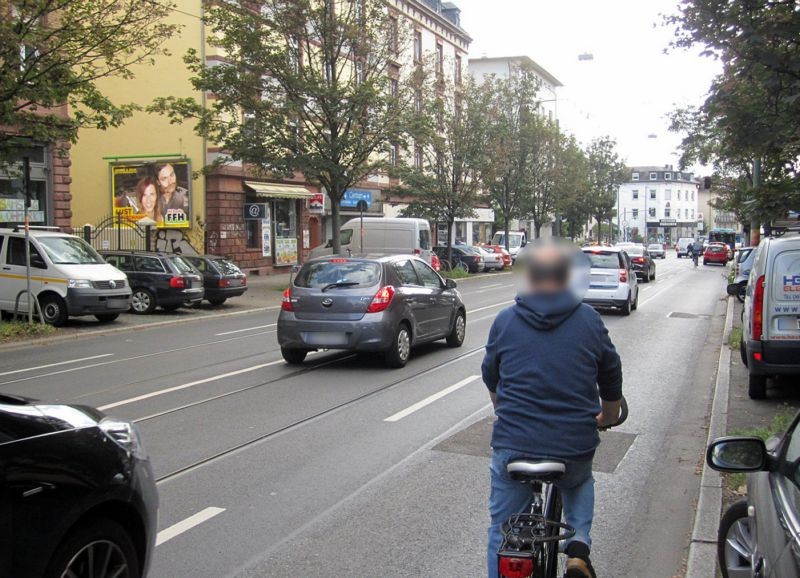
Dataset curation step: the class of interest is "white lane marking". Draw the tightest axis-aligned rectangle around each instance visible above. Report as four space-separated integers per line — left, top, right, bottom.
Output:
637 284 675 308
384 375 481 422
215 323 277 336
468 300 514 315
156 507 225 546
0 354 114 377
0 330 274 386
98 360 285 411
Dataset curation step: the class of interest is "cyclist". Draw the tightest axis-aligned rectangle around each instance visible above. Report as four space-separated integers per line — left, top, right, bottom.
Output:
482 241 623 578
687 241 699 267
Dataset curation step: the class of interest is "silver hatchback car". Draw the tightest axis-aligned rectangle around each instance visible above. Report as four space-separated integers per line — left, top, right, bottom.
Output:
277 255 466 368
581 246 639 315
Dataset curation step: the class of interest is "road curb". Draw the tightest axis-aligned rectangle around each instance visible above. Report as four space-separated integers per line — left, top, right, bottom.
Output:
686 295 734 577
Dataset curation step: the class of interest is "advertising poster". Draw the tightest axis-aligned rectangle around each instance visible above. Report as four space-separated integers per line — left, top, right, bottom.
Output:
275 238 298 265
112 160 192 228
261 214 272 258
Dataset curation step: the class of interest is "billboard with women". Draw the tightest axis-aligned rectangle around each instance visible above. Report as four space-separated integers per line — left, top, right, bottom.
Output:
111 160 192 228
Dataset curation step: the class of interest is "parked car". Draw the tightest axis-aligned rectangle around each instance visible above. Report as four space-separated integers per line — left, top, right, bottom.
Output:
483 245 512 268
647 243 666 259
183 255 247 306
308 218 433 264
706 412 800 578
738 228 800 398
433 246 484 273
581 246 639 315
473 246 504 271
101 250 204 314
675 237 695 258
733 247 756 286
0 393 157 578
490 231 527 263
703 242 730 266
625 245 656 282
277 255 466 368
0 228 130 325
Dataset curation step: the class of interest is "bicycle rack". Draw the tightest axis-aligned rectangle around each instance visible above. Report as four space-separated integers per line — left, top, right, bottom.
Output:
13 290 45 324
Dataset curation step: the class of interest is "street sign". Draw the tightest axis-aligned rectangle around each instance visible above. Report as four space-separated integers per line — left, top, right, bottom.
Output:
244 203 268 220
341 189 372 209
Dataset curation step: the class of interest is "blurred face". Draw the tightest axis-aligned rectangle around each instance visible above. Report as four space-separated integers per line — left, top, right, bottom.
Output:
140 184 157 213
157 164 177 196
526 245 570 293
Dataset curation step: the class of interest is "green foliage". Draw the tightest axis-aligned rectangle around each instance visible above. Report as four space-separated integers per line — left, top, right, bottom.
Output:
0 0 178 157
441 267 469 279
728 326 742 349
585 137 626 242
0 320 54 342
150 0 413 253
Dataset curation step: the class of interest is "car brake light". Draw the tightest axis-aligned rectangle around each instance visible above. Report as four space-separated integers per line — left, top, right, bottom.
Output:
632 257 644 263
218 278 231 288
753 352 763 362
241 276 247 285
431 254 441 272
619 269 628 283
499 556 534 578
753 275 765 340
281 287 293 311
169 276 186 289
366 285 395 313
414 248 421 255
330 258 349 263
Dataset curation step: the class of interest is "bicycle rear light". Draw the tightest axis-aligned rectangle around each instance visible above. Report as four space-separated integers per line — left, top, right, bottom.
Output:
498 555 534 578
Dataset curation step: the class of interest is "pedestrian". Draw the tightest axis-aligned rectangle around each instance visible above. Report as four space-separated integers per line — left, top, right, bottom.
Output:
482 240 623 578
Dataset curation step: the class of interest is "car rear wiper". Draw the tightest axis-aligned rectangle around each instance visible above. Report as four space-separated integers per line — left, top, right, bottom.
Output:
321 281 360 292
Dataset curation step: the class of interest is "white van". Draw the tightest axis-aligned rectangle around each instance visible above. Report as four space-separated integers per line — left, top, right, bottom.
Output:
491 231 527 263
740 228 800 398
675 237 695 257
0 228 130 325
309 218 433 263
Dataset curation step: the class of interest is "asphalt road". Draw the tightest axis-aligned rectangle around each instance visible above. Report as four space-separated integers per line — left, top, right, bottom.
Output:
0 254 729 577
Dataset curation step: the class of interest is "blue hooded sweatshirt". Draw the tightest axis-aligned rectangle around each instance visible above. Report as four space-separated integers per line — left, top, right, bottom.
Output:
481 290 622 462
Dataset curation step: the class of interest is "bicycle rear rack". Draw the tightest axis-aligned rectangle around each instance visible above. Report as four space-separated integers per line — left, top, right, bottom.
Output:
501 513 576 550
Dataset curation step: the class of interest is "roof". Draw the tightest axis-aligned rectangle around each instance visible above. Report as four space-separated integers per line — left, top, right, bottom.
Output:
468 55 563 87
581 245 624 253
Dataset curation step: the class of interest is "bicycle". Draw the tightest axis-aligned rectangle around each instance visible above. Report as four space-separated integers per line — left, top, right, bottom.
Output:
496 397 629 578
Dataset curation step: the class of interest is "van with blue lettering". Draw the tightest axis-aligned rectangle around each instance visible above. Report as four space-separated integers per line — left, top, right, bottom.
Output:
741 228 800 398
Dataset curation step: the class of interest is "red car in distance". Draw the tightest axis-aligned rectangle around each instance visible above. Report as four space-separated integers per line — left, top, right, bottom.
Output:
483 245 512 268
703 242 730 266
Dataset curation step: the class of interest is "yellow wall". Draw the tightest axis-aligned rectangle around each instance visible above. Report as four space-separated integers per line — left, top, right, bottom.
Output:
70 0 205 230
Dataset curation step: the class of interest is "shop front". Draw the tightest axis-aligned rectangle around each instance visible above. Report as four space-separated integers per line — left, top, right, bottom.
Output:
646 218 697 245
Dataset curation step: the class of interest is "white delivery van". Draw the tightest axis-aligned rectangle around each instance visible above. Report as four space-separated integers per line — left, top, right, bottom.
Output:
491 231 527 263
741 228 800 398
309 218 433 264
0 228 130 325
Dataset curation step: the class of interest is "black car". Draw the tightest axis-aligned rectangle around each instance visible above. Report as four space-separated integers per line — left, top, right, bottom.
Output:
624 245 656 283
433 246 484 273
102 251 204 314
0 393 157 578
183 255 248 306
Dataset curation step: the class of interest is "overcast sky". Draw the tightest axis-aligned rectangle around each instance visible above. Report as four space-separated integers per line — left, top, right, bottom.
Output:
457 0 721 173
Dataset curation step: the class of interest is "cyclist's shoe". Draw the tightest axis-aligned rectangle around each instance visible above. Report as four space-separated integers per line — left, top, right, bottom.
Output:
564 541 596 578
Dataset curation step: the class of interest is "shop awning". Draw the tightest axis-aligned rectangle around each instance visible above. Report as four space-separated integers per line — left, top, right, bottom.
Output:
244 181 314 199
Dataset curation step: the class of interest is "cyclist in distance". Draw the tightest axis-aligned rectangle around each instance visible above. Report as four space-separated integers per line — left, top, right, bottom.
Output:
482 240 623 578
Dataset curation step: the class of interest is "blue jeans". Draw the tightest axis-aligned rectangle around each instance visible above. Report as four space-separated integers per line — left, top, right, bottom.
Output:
487 448 594 578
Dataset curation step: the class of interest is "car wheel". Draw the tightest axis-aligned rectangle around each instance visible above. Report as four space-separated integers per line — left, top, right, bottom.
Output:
281 348 307 365
446 310 466 347
631 290 638 311
718 500 752 578
748 373 767 399
456 261 469 274
739 337 748 367
703 260 708 265
650 267 656 281
94 313 120 323
620 295 632 316
130 288 156 314
44 517 140 578
385 323 411 368
39 294 68 326
736 283 746 304
641 270 650 283
208 297 227 306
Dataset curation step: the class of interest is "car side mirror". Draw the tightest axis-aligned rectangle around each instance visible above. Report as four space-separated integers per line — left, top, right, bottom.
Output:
445 278 457 289
30 255 47 269
324 239 332 248
707 436 768 473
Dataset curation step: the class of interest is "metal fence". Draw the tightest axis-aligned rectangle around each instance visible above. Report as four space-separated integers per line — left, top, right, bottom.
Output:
67 213 152 252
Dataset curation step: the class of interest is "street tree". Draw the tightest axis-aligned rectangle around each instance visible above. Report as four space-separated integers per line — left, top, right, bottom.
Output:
523 116 565 239
150 0 413 253
395 75 493 266
0 0 178 158
585 137 626 243
553 135 591 240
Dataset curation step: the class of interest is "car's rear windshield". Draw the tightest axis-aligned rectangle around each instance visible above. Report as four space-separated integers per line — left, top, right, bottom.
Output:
295 260 381 289
584 251 622 269
647 244 661 250
214 259 243 276
626 246 644 256
169 256 197 274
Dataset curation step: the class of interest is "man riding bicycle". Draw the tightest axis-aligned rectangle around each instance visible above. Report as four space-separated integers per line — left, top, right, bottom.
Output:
482 241 623 578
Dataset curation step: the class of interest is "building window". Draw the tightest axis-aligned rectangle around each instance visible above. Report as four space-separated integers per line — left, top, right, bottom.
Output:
390 143 399 167
0 147 49 228
664 172 672 180
389 16 399 55
649 172 657 180
632 190 639 200
415 89 422 114
649 207 656 218
455 54 462 85
691 191 695 201
631 172 639 181
272 198 298 265
664 189 671 200
355 61 364 84
246 219 259 249
414 146 423 169
691 209 695 219
435 43 443 77
413 31 422 64
390 77 398 98
632 209 639 219
649 189 656 200
677 190 681 200
664 207 671 218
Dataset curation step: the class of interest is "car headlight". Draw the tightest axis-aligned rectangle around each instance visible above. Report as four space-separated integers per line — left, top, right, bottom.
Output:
99 417 147 459
68 279 93 288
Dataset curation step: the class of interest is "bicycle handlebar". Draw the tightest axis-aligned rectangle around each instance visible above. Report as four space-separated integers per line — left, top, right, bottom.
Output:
602 396 628 429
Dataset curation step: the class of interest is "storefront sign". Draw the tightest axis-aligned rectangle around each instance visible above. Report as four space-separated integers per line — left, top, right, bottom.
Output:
244 203 268 220
308 193 324 213
275 237 298 265
659 219 677 226
112 160 192 228
0 198 44 223
303 228 310 249
261 214 271 258
341 189 373 208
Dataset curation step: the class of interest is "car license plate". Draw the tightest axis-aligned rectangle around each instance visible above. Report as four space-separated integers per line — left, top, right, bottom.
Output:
107 298 128 309
305 332 348 346
228 278 242 287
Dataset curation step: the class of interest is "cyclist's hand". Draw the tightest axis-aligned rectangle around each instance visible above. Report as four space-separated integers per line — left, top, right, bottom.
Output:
596 412 612 431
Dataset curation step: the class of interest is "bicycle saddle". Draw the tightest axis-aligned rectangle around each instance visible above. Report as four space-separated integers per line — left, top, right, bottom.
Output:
507 459 566 482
